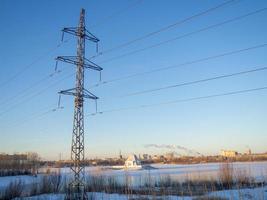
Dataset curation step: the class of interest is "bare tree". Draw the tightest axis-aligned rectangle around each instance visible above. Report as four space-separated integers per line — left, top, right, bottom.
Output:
27 152 41 176
50 169 62 193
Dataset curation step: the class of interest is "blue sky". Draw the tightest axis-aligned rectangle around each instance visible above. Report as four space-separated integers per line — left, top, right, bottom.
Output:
0 0 267 160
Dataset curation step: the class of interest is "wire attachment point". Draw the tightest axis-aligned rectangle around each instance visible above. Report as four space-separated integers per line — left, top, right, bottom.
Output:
58 94 62 109
61 31 65 42
55 60 58 72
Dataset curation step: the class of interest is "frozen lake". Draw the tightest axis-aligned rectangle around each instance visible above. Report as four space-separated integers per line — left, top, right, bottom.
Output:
85 161 267 186
1 161 267 188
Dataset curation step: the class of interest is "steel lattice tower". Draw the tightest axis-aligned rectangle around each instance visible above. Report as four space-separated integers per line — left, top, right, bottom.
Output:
56 9 102 200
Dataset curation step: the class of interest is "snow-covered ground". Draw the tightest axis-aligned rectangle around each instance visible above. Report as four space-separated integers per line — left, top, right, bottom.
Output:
1 161 267 188
16 193 192 200
15 186 267 200
208 186 267 199
1 161 267 199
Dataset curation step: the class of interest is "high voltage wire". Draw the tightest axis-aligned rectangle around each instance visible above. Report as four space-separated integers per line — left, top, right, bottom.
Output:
118 65 267 98
0 0 141 107
0 0 142 94
0 40 68 89
4 4 265 148
0 70 63 107
88 86 267 116
2 44 265 119
4 104 63 129
0 0 142 90
16 5 267 99
89 43 267 88
4 67 267 128
98 8 267 64
0 0 141 103
6 64 266 126
90 0 237 58
4 43 264 114
1 1 144 130
90 0 143 28
0 0 247 109
3 0 264 126
3 42 264 113
0 72 74 118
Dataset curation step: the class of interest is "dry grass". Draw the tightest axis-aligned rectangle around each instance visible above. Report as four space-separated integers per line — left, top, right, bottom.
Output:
193 197 228 200
0 164 266 199
1 179 24 199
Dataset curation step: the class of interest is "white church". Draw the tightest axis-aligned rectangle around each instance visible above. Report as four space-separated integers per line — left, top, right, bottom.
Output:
124 154 142 169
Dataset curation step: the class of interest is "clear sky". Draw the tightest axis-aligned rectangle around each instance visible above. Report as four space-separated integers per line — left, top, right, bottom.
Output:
0 0 267 160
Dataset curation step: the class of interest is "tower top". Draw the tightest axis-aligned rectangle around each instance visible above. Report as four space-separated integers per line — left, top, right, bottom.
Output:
81 8 85 15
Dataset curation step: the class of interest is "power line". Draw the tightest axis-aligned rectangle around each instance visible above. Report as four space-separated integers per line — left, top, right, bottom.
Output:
0 0 142 125
4 104 63 129
1 70 71 127
88 86 267 116
90 0 143 28
0 40 68 89
2 3 260 109
0 69 63 107
0 72 74 118
98 7 267 64
118 65 267 98
8 65 266 126
2 0 141 91
89 43 267 88
90 0 237 58
2 0 143 137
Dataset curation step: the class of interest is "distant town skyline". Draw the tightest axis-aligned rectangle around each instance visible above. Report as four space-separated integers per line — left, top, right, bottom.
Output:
1 0 267 160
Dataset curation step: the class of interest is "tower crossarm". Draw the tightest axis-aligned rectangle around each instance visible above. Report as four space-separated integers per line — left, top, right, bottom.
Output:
59 88 98 100
62 27 99 43
56 56 103 71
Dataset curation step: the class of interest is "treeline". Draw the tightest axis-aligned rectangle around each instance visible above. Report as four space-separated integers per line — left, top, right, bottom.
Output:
53 158 125 168
0 153 40 177
163 154 267 164
45 154 267 168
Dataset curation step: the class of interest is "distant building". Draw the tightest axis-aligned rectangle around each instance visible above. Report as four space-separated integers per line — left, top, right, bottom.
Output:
220 150 238 157
119 150 123 159
91 161 97 165
245 149 252 155
165 152 175 160
124 154 142 169
0 153 28 164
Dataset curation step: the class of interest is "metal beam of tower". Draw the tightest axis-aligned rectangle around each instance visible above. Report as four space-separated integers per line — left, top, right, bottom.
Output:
56 9 102 200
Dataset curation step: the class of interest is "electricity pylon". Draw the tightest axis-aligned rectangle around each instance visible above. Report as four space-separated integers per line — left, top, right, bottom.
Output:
56 8 102 199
